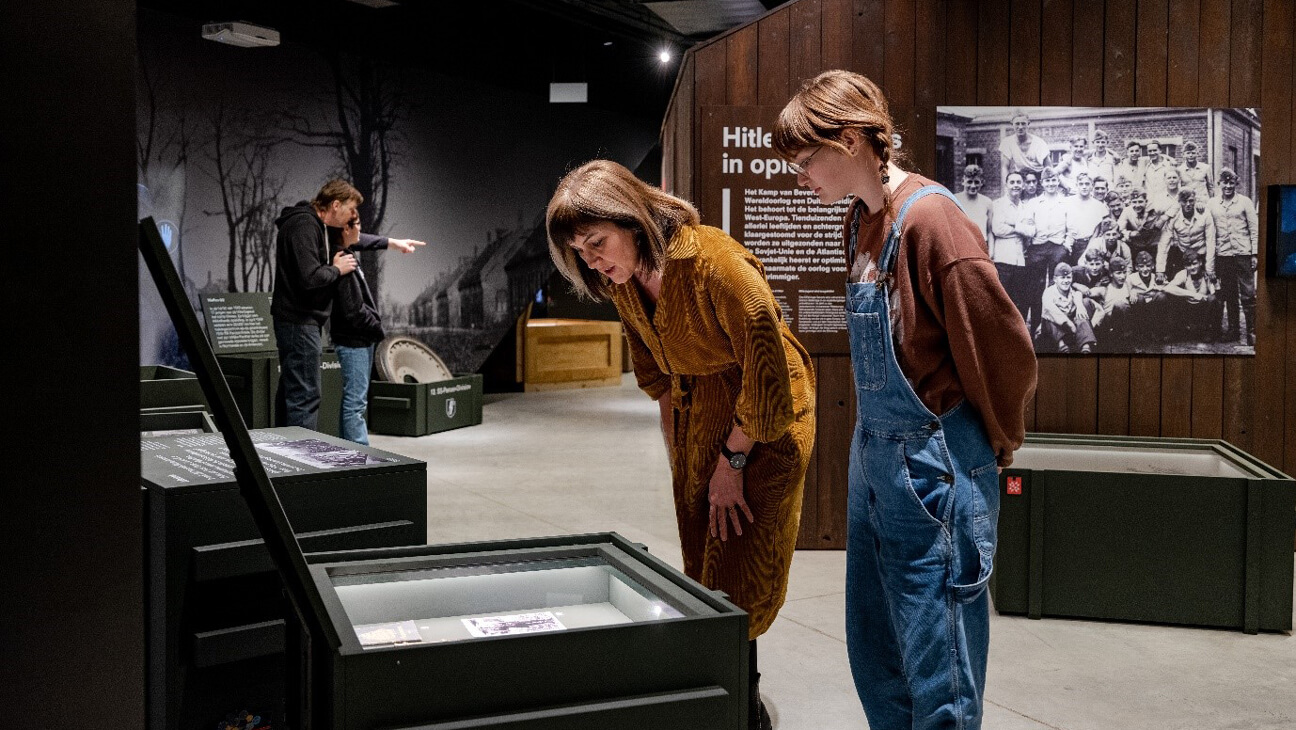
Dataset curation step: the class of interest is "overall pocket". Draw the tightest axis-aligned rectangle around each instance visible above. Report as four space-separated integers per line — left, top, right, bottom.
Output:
900 433 956 527
951 460 1000 604
846 311 887 392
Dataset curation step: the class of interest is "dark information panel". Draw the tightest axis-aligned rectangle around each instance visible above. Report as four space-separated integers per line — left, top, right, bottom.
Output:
699 106 850 354
201 292 276 355
141 426 418 489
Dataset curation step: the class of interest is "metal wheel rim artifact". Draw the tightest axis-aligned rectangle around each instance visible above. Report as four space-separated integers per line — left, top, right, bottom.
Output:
374 336 454 383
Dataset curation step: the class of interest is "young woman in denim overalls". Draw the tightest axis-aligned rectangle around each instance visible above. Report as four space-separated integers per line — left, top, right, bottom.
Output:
776 71 1038 729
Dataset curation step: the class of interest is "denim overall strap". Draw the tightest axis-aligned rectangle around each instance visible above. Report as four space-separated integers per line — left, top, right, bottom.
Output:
878 185 964 281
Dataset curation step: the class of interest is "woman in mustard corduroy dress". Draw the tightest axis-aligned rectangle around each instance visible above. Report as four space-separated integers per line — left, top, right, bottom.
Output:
546 160 815 730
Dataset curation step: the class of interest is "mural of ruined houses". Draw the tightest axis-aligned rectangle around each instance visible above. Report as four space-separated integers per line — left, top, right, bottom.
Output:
398 213 550 373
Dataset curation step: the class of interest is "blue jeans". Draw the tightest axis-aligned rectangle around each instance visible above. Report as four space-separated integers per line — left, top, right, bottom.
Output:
273 321 322 430
335 344 374 445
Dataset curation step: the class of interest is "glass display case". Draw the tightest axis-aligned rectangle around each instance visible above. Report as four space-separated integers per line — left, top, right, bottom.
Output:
993 433 1294 633
294 533 749 729
142 427 427 730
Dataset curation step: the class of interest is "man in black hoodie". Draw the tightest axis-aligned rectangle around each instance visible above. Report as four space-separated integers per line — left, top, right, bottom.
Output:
271 179 423 430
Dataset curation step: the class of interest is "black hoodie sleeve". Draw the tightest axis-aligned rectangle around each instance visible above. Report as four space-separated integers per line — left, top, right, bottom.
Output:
285 215 339 290
352 232 390 252
335 273 385 341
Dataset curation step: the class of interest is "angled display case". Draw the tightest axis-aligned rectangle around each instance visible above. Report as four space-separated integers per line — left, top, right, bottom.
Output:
139 218 752 730
142 427 427 730
993 433 1295 633
294 533 748 729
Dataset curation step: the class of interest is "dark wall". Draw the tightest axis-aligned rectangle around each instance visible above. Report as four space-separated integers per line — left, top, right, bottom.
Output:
665 0 1293 549
1 0 144 723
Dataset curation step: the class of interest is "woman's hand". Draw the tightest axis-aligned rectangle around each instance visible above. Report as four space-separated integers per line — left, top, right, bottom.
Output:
709 457 754 541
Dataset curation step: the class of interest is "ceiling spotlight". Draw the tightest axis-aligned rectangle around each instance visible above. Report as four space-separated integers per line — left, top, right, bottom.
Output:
659 49 672 63
604 40 613 46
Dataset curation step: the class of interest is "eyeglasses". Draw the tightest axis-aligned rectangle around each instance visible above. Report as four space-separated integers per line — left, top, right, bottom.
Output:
787 147 823 176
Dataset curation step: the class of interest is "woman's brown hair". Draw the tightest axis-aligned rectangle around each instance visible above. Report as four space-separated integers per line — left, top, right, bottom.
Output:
546 159 700 301
773 70 905 183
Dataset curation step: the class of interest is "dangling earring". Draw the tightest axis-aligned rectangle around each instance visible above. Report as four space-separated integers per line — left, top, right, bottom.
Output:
879 161 890 186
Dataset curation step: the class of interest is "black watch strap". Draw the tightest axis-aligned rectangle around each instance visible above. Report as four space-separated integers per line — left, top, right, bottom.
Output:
720 443 748 469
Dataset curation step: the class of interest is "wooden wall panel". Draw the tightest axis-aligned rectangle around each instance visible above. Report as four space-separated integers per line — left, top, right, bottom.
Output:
1098 0 1137 435
1128 0 1169 436
945 0 977 105
1223 0 1261 453
815 355 854 547
727 25 759 106
758 12 791 105
1065 0 1100 434
790 0 823 89
1033 0 1069 434
665 0 1296 549
1255 0 1292 469
853 0 885 78
1161 0 1200 439
1191 0 1230 440
821 0 854 71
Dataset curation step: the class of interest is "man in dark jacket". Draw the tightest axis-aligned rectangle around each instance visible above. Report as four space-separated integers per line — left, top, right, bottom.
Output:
271 179 423 430
330 215 385 444
271 180 360 430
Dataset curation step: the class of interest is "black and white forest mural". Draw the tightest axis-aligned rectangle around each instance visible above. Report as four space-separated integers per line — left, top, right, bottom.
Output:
137 9 657 372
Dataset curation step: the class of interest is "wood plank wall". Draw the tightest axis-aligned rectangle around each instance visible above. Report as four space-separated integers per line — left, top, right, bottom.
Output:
660 0 1292 549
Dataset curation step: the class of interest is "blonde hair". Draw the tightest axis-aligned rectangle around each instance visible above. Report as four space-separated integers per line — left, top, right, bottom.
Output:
546 160 699 301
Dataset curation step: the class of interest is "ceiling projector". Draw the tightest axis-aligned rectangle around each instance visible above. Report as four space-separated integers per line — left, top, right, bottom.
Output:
201 21 280 48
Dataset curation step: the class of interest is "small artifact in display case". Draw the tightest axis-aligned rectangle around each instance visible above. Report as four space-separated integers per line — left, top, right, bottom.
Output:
993 433 1295 633
291 533 750 729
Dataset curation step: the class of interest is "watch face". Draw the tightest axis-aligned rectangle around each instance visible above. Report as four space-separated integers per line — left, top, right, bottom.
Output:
729 453 748 469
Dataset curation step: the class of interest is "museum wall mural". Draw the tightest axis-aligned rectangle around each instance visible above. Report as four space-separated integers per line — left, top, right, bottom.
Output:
136 9 657 372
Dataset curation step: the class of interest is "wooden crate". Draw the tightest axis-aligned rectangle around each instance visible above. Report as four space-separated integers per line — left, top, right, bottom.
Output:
523 318 624 392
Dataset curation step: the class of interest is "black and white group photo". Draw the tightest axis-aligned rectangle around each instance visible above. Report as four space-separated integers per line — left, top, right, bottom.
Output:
936 106 1260 355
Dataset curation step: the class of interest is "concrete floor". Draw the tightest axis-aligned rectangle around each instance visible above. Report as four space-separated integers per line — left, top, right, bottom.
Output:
370 374 1296 730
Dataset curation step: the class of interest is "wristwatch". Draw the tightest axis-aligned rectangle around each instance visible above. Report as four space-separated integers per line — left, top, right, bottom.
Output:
719 443 748 470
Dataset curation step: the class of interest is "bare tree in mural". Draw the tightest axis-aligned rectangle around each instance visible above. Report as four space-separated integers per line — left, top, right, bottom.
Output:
202 103 285 292
137 46 194 276
272 51 409 296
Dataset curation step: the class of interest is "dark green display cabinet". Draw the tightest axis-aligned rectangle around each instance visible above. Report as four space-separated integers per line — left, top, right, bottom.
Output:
201 293 343 436
142 426 428 730
993 433 1295 633
290 532 750 730
368 374 484 436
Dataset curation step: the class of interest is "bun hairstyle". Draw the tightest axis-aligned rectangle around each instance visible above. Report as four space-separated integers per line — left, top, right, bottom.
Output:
773 70 906 211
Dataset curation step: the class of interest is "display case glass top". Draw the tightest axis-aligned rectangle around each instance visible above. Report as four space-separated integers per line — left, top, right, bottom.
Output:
333 555 690 648
1011 435 1279 479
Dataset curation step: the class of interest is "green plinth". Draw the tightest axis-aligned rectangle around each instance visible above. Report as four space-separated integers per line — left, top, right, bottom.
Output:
368 374 484 436
216 351 342 436
992 433 1295 633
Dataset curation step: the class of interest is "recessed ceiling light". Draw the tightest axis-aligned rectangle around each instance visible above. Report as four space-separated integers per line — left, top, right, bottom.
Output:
659 49 671 63
603 40 613 46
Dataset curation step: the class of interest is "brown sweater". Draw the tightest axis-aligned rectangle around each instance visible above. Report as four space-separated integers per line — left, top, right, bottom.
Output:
846 173 1037 466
